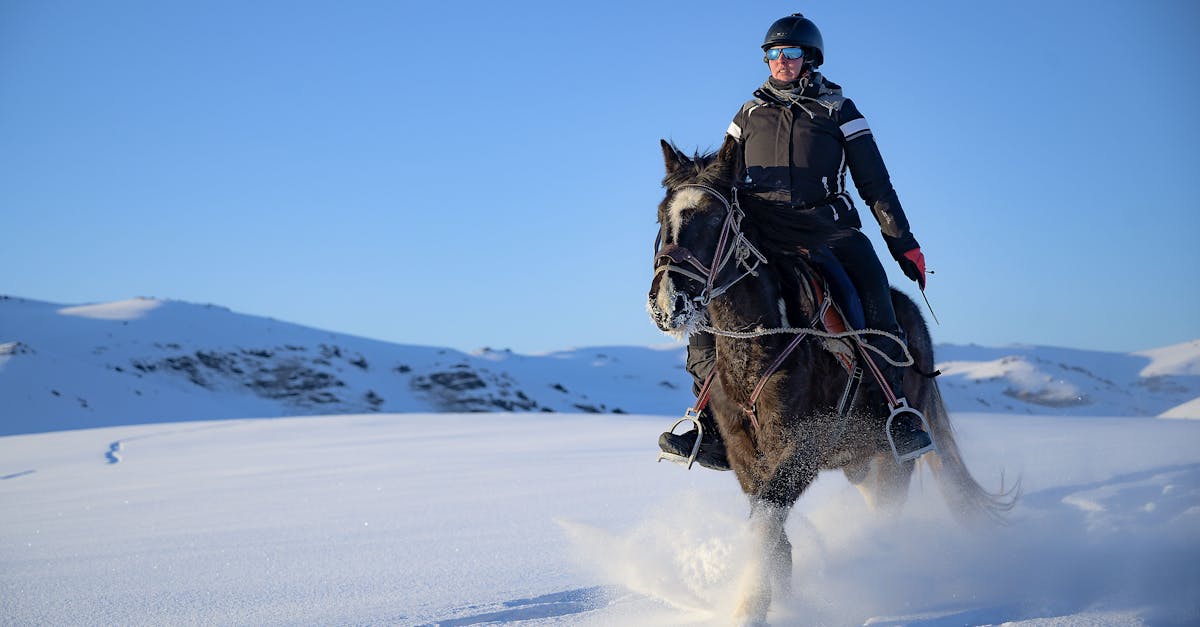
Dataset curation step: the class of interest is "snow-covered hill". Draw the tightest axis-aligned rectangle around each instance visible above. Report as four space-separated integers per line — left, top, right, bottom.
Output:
2 295 1197 436
936 341 1200 418
0 296 690 436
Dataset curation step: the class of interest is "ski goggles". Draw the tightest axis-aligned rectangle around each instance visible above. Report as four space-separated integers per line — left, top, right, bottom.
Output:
763 47 805 62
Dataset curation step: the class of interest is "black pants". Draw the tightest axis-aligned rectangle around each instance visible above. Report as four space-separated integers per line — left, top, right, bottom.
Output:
828 229 903 343
685 228 904 387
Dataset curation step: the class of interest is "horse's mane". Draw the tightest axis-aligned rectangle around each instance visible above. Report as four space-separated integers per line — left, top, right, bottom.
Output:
661 146 726 190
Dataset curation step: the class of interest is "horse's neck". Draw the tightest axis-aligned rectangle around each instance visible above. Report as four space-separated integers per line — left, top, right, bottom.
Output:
709 272 795 371
710 272 781 330
708 266 824 397
709 264 815 332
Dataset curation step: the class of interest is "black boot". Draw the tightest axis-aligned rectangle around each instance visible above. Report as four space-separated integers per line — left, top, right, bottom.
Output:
868 336 934 462
887 405 934 461
658 408 731 471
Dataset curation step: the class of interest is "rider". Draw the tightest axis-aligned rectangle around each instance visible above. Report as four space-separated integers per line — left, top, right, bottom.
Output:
659 12 934 470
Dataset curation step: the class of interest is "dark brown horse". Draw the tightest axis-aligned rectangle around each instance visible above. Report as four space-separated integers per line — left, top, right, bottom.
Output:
647 137 1015 624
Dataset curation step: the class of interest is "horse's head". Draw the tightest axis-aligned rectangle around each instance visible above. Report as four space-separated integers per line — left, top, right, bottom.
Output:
647 136 766 338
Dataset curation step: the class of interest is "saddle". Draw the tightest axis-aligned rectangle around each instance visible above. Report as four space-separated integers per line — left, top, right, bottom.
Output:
780 245 863 371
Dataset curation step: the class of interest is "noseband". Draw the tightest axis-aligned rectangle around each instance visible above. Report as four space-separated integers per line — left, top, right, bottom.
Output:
654 184 769 305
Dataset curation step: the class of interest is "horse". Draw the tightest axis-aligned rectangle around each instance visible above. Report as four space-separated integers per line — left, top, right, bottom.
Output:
646 136 1016 624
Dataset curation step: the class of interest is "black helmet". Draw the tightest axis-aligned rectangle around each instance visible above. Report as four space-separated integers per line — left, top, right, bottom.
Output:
762 13 823 67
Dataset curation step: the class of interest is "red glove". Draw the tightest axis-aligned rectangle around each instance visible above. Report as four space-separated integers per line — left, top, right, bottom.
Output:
899 247 926 290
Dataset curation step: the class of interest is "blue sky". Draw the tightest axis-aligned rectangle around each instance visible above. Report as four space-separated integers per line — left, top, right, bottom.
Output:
2 1 1198 354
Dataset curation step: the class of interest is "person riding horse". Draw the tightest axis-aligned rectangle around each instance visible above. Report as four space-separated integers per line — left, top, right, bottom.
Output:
659 12 935 470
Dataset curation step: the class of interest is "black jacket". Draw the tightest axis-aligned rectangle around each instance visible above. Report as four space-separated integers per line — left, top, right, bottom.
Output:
727 73 918 259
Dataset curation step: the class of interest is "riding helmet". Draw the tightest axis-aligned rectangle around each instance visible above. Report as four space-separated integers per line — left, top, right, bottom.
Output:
762 13 823 67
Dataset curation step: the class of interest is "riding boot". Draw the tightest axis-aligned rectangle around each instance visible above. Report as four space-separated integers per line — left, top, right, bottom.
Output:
826 229 933 462
868 334 934 461
658 407 731 471
658 331 731 471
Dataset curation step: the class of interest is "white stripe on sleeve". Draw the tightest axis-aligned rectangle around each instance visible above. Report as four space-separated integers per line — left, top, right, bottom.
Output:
727 121 742 140
839 117 871 139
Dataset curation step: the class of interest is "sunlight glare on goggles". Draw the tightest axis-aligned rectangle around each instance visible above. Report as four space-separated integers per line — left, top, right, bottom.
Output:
764 47 805 62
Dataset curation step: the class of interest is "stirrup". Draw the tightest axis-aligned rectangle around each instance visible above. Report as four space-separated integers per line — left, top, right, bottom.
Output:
657 408 705 470
884 398 938 464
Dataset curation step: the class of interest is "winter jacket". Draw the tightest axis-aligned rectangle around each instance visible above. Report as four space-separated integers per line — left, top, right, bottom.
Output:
726 73 919 260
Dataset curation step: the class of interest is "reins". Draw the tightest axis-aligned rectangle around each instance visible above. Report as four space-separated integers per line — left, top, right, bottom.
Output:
662 183 928 443
699 322 914 368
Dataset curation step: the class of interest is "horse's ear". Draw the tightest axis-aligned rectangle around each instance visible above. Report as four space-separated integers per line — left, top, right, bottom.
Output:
661 139 687 175
714 134 743 183
716 134 739 170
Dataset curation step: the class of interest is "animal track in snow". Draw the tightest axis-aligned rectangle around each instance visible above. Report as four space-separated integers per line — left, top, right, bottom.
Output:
100 420 250 466
105 441 123 464
417 586 618 626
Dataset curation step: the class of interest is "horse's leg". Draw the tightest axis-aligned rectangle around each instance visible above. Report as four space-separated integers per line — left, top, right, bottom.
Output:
734 452 816 625
735 500 789 626
769 527 793 599
848 451 914 515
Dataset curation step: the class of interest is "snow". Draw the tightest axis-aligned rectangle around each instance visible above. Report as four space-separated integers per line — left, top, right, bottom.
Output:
931 343 1200 419
2 295 1200 625
1 412 1198 626
1161 396 1200 420
57 297 166 321
1136 339 1200 377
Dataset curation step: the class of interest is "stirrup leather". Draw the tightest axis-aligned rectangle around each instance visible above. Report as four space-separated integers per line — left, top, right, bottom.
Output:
657 408 705 469
884 398 938 464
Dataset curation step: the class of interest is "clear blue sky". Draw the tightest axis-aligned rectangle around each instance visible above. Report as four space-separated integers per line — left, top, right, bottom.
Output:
2 1 1198 354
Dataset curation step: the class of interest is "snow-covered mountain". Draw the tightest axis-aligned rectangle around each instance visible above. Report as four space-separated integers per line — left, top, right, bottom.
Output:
2 295 1197 436
0 295 691 436
936 341 1200 418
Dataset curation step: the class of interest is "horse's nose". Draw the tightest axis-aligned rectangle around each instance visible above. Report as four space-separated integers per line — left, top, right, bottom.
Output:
648 276 661 302
674 293 689 315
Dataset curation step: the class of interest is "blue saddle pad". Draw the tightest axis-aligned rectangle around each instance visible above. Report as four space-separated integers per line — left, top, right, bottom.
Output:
807 245 867 331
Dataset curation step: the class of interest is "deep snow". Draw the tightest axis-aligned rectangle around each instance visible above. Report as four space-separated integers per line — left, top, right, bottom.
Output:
1 412 1198 626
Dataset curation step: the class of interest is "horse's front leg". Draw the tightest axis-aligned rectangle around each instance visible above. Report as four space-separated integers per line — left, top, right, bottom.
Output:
770 527 793 599
734 501 790 626
734 447 818 625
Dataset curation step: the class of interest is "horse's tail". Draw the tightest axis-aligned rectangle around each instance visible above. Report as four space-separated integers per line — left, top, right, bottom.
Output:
920 381 1019 524
894 290 1020 525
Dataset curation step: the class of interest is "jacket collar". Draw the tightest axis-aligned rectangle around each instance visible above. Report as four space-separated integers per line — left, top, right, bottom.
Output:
756 72 844 115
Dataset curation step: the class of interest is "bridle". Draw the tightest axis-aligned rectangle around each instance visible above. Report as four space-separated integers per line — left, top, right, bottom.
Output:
652 183 835 436
653 184 769 306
